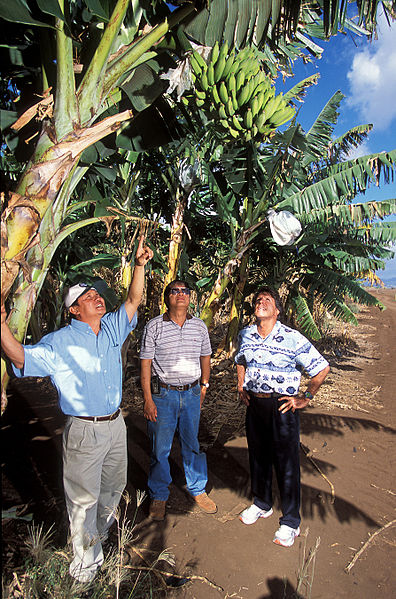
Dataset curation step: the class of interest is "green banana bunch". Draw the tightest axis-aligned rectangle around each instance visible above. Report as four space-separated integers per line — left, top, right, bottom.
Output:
187 44 295 143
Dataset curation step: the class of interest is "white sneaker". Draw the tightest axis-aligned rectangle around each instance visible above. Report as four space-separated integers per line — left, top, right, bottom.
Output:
239 504 273 525
273 524 300 547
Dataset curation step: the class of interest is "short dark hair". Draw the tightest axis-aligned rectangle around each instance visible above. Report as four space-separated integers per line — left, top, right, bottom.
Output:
164 280 190 308
252 287 283 319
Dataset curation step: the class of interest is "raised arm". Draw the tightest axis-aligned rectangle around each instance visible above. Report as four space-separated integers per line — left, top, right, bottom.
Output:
1 303 25 369
124 236 154 322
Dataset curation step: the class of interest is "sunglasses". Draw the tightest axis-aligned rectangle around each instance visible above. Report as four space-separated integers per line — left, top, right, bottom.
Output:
169 287 191 296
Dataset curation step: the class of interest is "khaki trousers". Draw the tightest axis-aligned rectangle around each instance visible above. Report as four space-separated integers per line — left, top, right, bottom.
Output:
62 413 127 582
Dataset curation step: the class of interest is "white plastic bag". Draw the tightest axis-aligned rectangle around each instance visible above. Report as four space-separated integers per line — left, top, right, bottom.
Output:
267 209 302 246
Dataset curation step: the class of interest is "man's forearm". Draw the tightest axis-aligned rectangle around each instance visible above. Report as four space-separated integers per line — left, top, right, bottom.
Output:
125 236 153 320
200 355 211 384
1 323 25 369
124 264 145 321
140 358 153 401
236 364 246 391
307 365 330 396
128 264 145 304
141 358 158 421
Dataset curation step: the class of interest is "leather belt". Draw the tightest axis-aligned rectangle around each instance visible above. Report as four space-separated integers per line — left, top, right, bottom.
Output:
249 391 277 398
75 408 120 422
160 379 199 391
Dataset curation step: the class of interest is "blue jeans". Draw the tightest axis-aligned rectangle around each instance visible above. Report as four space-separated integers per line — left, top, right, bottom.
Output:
147 384 207 500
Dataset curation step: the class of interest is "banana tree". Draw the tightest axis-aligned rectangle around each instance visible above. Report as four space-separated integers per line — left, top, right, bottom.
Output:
0 0 391 409
247 215 395 340
197 88 396 351
245 93 396 339
196 117 307 332
150 150 202 311
0 0 195 408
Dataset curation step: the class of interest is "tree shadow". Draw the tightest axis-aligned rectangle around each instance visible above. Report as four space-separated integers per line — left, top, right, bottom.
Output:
204 438 379 527
258 577 304 598
124 406 381 530
120 394 391 535
1 377 66 539
1 372 389 591
301 413 395 437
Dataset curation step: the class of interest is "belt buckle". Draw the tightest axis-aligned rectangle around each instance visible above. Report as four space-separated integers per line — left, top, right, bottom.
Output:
176 385 184 391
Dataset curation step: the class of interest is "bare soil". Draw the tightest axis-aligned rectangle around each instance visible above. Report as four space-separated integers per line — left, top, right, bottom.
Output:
2 287 395 598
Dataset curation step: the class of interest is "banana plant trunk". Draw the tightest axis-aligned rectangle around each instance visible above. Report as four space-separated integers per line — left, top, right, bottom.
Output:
200 242 250 329
161 187 189 311
224 251 250 355
1 185 107 413
1 1 194 411
200 215 262 329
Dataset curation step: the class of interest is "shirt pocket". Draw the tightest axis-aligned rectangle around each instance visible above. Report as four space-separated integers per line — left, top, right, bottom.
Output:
108 342 121 364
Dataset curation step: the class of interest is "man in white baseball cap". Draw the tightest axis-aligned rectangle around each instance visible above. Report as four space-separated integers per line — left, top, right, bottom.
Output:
1 236 153 583
64 282 97 308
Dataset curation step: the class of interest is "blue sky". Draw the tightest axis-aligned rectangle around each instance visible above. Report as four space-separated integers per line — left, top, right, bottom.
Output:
277 13 396 286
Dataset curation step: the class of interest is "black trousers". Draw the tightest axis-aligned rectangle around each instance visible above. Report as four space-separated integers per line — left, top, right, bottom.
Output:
246 394 301 529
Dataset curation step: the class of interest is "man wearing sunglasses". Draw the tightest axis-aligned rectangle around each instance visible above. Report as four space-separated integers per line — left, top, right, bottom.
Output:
140 280 217 521
1 236 153 583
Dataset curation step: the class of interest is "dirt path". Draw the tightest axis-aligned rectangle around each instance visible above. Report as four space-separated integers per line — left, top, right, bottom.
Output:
2 288 395 598
124 288 396 599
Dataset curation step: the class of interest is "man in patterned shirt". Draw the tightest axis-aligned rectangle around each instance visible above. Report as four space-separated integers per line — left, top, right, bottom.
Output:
140 280 217 521
235 287 330 547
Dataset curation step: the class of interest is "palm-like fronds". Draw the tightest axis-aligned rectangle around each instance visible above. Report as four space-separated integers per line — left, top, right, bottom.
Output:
183 1 386 56
278 151 396 213
301 268 385 309
303 91 345 164
283 74 320 105
299 198 396 226
290 293 322 340
331 124 373 161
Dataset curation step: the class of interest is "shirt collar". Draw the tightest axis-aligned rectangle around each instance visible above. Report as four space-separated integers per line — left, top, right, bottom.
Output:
251 320 280 339
70 317 99 335
163 312 193 322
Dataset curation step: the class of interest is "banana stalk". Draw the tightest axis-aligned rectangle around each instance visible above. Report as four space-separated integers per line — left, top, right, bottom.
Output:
200 239 251 329
224 252 249 356
160 187 189 312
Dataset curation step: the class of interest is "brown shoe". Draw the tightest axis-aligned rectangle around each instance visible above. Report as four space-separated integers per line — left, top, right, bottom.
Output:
149 500 166 521
194 492 217 514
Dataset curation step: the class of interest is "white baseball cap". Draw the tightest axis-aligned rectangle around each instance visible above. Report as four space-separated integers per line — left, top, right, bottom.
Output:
64 283 95 308
267 209 302 246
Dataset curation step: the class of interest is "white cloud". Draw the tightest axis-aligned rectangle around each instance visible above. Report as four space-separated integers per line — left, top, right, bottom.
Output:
346 140 371 160
346 16 396 130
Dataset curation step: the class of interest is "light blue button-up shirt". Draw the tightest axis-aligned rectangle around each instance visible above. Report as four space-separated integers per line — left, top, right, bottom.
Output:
235 321 329 396
13 305 137 416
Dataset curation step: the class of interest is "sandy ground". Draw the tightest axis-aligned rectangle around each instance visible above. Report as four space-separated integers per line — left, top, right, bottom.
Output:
2 287 395 598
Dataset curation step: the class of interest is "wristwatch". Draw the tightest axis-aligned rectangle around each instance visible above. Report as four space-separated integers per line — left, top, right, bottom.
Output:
304 391 314 400
200 381 210 389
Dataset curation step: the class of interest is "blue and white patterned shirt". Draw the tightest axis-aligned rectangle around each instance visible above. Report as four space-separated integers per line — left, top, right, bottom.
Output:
235 321 329 396
13 305 137 416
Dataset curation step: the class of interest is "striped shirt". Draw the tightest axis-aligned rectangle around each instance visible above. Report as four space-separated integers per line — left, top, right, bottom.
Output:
140 313 212 386
235 321 329 396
